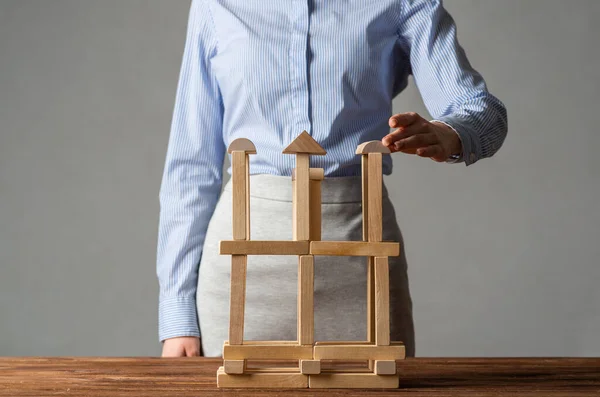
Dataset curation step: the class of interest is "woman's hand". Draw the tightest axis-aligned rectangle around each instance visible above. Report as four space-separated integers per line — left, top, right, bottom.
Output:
382 112 462 162
161 336 202 357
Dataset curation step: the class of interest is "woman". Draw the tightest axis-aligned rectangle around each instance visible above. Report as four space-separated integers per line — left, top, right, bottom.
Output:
157 0 507 357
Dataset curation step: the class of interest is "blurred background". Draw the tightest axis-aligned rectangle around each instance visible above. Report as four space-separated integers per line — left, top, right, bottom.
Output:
1 0 598 357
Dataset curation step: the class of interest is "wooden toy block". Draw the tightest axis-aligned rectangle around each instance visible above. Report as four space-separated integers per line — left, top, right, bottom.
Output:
314 341 372 345
309 372 399 389
220 240 309 255
313 343 406 360
309 241 399 257
292 167 325 181
231 151 248 240
375 256 390 346
367 153 383 242
295 153 310 241
374 360 397 375
298 255 314 346
366 256 375 370
228 255 247 345
223 360 246 374
228 137 257 154
355 140 392 155
223 343 314 360
300 360 321 375
217 367 308 388
309 179 321 241
282 130 327 155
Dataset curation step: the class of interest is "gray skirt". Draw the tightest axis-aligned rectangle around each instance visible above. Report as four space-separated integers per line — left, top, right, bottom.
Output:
197 174 415 357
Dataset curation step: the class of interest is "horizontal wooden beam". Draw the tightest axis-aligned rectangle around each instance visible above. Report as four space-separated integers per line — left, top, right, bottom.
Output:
217 367 308 388
220 240 309 255
223 343 314 360
313 343 405 360
309 241 399 257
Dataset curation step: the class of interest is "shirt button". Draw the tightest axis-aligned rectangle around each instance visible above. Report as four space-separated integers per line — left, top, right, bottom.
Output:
470 153 476 162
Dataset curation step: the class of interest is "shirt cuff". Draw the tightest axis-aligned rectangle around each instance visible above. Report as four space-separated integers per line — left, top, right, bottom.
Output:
158 296 200 342
431 116 479 165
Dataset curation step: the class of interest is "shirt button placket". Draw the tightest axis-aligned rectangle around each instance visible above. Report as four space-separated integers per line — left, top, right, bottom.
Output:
289 0 311 142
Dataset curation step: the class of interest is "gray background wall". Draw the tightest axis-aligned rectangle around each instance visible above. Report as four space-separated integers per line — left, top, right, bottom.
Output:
0 0 598 357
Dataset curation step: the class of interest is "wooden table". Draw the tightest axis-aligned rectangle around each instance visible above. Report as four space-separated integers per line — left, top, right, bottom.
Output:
1 357 599 396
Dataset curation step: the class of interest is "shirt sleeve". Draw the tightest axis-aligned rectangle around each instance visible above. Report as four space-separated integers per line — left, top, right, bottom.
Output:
156 0 225 342
397 0 507 165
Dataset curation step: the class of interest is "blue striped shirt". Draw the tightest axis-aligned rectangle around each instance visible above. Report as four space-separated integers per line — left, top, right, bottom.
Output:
157 0 507 341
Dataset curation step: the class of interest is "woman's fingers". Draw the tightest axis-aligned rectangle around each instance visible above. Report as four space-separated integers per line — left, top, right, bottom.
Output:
394 133 438 151
383 121 429 147
389 112 421 128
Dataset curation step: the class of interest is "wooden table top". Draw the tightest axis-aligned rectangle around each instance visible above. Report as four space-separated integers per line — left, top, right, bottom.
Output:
1 357 599 396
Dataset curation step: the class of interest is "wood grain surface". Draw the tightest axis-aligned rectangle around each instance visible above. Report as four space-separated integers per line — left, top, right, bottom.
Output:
1 357 599 396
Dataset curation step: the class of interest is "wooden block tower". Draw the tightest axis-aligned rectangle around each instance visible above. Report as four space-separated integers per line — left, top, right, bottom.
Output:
217 132 404 389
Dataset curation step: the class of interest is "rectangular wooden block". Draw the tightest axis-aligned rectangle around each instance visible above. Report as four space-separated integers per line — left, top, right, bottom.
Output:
309 179 321 241
220 240 309 255
367 153 383 242
313 344 405 360
375 256 390 346
231 151 247 240
309 372 399 389
361 155 369 241
223 360 245 374
295 154 310 241
217 367 308 388
223 343 314 360
300 360 321 375
292 167 325 181
374 360 397 375
228 255 246 345
298 255 314 346
310 241 399 257
314 341 372 345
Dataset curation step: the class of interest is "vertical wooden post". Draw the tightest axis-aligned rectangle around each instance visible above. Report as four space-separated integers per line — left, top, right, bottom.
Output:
245 154 251 239
374 256 390 346
231 151 248 241
229 254 247 345
295 154 310 241
362 155 375 348
298 255 314 346
309 179 321 241
367 153 383 242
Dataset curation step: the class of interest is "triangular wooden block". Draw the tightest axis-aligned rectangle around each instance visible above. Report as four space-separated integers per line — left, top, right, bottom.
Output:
283 131 326 155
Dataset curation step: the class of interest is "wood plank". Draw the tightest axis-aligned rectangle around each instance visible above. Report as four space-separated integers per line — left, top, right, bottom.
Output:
309 372 399 389
223 360 245 374
231 151 247 240
245 153 251 239
309 241 399 257
313 344 405 360
314 341 372 345
295 154 310 241
309 179 321 241
374 360 397 375
375 256 390 346
367 153 383 242
217 366 308 388
292 178 297 240
220 240 309 255
292 167 325 181
298 255 314 346
228 255 247 345
361 155 369 241
300 360 321 375
3 357 600 396
223 344 314 360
